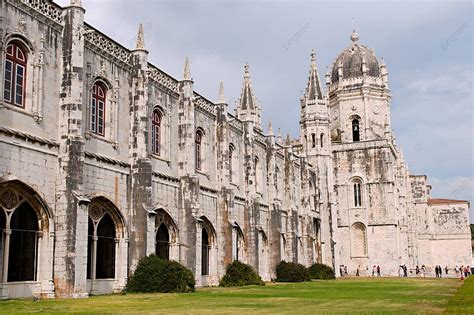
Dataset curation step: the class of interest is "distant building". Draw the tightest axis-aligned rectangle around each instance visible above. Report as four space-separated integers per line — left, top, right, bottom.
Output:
0 0 471 299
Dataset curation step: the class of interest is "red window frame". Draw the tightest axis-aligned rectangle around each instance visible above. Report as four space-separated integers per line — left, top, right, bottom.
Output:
91 82 106 136
4 42 27 108
195 130 202 170
151 110 161 155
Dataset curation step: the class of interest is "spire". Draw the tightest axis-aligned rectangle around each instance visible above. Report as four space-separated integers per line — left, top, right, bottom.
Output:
267 120 274 136
217 81 226 104
183 57 191 80
135 23 145 50
285 133 291 146
277 128 283 144
238 62 257 110
303 50 323 100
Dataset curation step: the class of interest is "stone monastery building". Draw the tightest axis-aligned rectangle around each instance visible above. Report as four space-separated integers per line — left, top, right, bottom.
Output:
0 0 471 299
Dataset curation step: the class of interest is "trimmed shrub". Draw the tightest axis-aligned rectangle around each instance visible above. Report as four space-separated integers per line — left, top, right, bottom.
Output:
308 263 336 279
125 255 195 293
219 260 265 287
275 261 310 282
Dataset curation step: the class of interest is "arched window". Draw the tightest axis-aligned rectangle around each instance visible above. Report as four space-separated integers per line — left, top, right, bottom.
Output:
353 180 362 207
91 82 107 136
96 213 115 279
195 130 203 170
351 222 367 257
311 133 316 148
87 201 121 280
4 42 27 107
201 228 210 275
8 202 38 281
151 109 161 155
156 224 170 260
320 133 324 148
352 119 360 142
232 225 244 261
229 144 234 183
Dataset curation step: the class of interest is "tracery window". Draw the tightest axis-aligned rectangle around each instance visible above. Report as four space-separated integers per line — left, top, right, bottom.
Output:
4 42 27 107
195 130 203 170
90 82 106 136
311 133 316 148
151 110 162 155
320 133 324 148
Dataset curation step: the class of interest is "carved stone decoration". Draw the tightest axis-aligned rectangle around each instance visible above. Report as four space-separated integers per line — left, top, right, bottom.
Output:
0 188 19 210
20 0 62 24
89 204 104 221
434 207 468 233
16 16 27 35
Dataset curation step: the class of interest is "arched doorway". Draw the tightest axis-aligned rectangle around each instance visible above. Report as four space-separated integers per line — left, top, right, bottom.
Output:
156 224 170 260
201 228 210 276
8 202 39 282
87 198 124 282
96 213 116 279
0 181 54 298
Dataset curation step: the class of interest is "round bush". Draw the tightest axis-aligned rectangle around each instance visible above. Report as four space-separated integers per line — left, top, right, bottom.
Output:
308 263 336 279
275 261 310 282
125 255 195 293
219 260 265 287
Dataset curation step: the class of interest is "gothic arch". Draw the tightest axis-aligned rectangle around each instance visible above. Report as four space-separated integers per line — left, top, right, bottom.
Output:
232 222 245 261
155 208 178 260
87 196 126 280
5 33 35 54
0 179 53 283
199 216 216 277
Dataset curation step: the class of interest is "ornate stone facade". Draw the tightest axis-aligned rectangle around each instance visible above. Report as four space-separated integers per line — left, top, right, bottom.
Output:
0 0 471 299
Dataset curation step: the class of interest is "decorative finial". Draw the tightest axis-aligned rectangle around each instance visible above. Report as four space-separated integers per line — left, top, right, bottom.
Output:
277 128 283 144
135 23 145 50
183 57 191 80
70 0 82 7
217 81 226 104
310 49 317 68
268 120 274 136
244 62 250 79
350 28 359 43
285 133 291 146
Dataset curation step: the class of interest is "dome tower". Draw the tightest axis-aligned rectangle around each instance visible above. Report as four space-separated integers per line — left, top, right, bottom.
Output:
327 30 391 143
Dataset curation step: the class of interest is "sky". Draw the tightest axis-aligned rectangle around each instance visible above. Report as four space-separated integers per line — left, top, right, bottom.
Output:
57 0 473 221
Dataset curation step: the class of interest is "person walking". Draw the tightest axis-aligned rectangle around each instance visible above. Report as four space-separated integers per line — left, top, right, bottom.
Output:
377 265 381 277
416 265 420 276
344 265 348 276
356 265 360 277
372 265 376 277
403 265 408 277
455 265 459 276
399 266 403 277
445 266 448 275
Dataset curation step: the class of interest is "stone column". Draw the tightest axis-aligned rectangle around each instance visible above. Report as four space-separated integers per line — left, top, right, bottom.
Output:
2 229 11 283
54 1 88 298
128 25 152 271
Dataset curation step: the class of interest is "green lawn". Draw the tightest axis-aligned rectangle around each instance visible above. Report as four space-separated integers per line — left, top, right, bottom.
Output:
0 277 472 314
